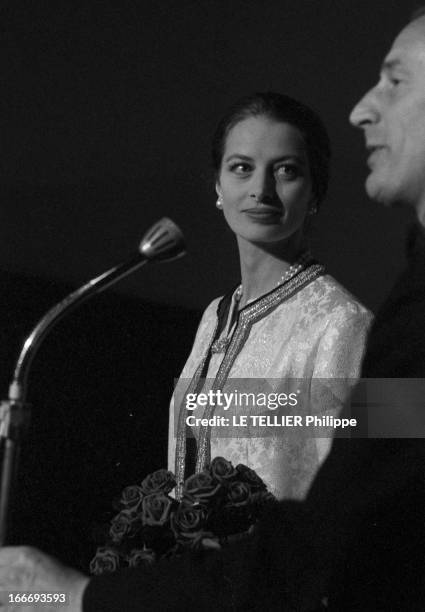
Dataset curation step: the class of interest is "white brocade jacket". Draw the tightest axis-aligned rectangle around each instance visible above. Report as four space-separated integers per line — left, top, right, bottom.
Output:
169 266 372 500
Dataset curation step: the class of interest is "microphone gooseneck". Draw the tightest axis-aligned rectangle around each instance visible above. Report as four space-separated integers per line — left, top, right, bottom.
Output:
0 217 185 546
9 217 185 403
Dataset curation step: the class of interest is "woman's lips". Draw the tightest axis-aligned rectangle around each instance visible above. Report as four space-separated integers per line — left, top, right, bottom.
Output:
243 207 282 219
242 208 282 224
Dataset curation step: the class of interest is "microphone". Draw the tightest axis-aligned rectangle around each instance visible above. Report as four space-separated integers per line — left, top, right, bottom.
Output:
9 217 185 403
0 217 185 546
139 217 185 261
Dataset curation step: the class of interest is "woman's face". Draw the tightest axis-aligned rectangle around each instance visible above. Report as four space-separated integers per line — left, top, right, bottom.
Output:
217 115 315 246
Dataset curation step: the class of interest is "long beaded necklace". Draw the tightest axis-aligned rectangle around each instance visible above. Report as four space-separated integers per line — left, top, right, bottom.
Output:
234 250 312 303
210 250 312 354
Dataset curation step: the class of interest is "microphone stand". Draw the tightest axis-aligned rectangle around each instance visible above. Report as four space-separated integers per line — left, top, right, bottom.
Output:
0 218 185 545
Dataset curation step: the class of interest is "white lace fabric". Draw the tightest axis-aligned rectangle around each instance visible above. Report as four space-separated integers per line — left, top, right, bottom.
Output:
168 274 372 500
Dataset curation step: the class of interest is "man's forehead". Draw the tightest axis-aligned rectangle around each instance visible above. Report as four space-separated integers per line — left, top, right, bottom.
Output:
384 17 425 67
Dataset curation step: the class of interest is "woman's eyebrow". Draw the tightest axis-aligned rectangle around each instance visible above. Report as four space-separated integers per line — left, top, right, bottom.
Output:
223 154 254 163
223 154 305 164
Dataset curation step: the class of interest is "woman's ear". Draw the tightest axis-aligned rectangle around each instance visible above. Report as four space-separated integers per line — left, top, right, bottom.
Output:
215 183 223 210
215 182 223 210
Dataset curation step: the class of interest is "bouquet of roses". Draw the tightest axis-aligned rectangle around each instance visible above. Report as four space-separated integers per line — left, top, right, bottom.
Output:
90 456 276 575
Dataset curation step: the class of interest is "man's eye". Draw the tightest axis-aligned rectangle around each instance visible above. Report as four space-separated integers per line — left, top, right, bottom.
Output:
275 165 299 180
387 73 404 87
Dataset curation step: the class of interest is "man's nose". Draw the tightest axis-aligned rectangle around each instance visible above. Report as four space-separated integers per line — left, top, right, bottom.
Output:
349 86 380 128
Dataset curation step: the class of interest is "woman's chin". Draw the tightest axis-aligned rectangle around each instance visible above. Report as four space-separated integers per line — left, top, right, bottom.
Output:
235 227 300 249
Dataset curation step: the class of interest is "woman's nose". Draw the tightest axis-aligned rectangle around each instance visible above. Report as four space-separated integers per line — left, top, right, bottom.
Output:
250 170 276 203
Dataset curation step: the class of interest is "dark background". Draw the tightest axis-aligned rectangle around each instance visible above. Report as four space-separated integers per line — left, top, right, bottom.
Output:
0 0 420 569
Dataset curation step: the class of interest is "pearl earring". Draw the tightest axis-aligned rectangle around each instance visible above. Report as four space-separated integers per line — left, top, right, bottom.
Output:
216 196 223 209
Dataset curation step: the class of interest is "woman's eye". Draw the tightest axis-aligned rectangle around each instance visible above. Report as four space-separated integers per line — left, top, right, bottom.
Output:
275 165 299 180
229 163 252 174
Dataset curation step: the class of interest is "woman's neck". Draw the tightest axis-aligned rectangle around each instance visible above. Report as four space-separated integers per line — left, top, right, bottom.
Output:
236 233 308 308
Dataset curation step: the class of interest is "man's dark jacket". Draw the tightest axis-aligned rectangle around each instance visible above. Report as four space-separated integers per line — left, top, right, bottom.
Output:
84 225 425 611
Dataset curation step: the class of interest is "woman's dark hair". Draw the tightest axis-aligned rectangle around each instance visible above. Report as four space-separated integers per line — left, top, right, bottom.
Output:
212 91 331 208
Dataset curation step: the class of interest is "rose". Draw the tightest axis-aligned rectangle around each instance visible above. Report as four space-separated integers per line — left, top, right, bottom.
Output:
171 500 209 542
92 461 273 574
183 471 222 503
210 457 237 483
142 493 174 527
141 469 176 496
235 464 266 490
89 546 121 575
127 548 156 568
120 485 144 510
109 509 139 543
226 481 251 507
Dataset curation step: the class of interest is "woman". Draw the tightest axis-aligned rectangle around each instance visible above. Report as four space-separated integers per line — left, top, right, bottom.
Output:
169 92 372 500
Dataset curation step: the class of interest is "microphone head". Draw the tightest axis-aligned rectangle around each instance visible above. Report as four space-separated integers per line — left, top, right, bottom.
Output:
139 217 186 262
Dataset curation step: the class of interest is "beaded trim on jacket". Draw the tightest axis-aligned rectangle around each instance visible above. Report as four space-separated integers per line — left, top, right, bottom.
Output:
174 262 325 499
